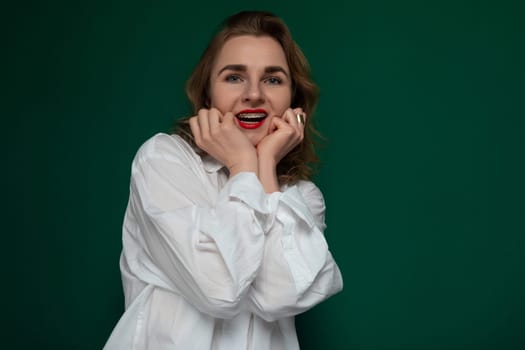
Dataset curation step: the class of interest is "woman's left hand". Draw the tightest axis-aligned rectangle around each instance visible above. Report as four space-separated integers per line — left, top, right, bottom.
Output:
256 108 306 164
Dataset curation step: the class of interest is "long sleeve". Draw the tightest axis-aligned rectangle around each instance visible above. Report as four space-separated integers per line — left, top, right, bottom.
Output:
121 134 273 319
246 181 343 322
106 133 343 350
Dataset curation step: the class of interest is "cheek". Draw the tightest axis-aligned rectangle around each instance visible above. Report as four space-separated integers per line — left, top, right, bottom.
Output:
270 89 292 110
210 87 237 110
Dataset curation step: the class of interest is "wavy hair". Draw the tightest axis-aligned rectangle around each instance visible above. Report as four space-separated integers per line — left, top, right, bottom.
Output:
174 11 320 185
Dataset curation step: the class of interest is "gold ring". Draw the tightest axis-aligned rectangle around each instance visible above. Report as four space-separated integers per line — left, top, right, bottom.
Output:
296 112 305 125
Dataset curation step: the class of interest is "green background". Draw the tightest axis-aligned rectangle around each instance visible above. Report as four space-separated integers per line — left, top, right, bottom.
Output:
5 0 524 349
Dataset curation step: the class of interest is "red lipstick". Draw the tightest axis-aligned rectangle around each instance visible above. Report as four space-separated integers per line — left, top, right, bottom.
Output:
236 109 268 129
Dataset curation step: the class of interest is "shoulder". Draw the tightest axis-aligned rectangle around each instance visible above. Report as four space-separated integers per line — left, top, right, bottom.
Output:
133 133 201 166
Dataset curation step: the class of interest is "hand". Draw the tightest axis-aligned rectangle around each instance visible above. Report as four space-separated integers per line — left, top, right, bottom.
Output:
256 108 306 165
189 108 258 176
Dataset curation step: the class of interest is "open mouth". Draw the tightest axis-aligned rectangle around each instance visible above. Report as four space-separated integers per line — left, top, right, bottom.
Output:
235 109 268 129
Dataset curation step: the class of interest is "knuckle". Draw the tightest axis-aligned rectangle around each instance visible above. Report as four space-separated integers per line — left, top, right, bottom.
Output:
197 109 209 119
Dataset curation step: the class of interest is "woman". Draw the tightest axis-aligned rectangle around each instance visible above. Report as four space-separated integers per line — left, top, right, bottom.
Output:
105 11 343 350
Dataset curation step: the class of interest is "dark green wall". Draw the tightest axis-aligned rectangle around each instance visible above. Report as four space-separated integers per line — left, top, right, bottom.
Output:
5 1 524 349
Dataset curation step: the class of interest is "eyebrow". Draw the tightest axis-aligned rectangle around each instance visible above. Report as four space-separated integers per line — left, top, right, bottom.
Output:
217 64 289 78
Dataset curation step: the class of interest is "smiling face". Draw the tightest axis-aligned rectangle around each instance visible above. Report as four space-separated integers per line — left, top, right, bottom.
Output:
209 35 292 146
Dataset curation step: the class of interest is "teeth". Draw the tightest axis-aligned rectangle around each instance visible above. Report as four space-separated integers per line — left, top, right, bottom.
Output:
236 113 267 123
237 113 266 119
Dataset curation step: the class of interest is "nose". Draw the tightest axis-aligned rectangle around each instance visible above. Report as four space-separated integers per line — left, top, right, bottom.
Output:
242 81 265 104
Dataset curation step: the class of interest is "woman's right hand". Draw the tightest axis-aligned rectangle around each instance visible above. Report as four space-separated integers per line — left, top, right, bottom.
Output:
189 108 258 177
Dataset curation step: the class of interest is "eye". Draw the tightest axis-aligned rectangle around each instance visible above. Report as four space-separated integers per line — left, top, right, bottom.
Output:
225 74 243 83
265 76 283 85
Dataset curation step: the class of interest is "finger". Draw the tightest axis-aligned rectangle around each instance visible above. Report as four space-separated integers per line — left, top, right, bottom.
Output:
189 116 201 143
208 108 221 130
286 108 304 131
280 108 296 128
272 115 293 130
282 109 304 139
292 108 306 127
197 108 210 125
222 112 235 126
197 108 217 144
272 117 304 146
266 116 279 133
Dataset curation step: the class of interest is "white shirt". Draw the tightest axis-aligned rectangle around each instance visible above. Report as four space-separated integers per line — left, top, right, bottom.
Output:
104 133 343 350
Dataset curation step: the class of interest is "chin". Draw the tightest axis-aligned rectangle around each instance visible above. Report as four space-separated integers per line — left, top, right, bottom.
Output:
241 127 268 147
247 134 264 146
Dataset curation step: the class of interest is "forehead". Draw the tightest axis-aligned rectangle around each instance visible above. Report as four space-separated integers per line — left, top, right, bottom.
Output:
212 35 289 72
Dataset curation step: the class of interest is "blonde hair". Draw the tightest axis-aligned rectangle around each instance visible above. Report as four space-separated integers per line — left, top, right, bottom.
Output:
175 11 320 185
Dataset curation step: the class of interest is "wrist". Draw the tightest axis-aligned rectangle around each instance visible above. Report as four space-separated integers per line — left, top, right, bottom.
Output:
257 152 278 168
228 152 258 177
258 156 280 193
